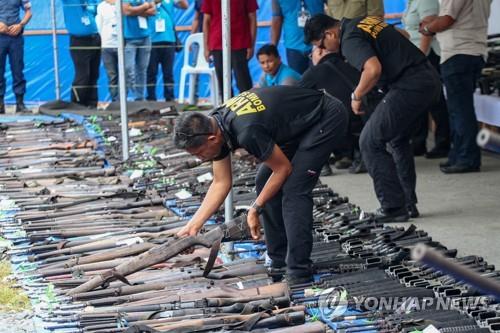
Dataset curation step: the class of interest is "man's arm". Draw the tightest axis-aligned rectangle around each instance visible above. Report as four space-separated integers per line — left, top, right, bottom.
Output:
122 2 152 16
7 3 32 37
203 13 212 61
175 0 188 10
367 0 385 18
247 145 292 239
270 0 283 45
352 56 381 115
421 15 455 35
247 11 257 59
191 11 200 34
177 157 233 237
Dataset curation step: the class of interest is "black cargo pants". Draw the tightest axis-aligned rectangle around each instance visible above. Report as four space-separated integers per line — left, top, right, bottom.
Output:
255 95 349 278
360 62 441 210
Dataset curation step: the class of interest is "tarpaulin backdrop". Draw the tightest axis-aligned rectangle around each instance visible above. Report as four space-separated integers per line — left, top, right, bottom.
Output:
4 0 407 103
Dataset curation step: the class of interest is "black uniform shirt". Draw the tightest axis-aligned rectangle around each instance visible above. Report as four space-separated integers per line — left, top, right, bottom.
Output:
340 16 427 85
212 86 326 161
299 52 360 112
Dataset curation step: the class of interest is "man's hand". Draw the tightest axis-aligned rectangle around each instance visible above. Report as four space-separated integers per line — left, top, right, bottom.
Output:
177 220 204 237
7 24 23 36
246 47 254 60
0 22 8 34
351 99 364 115
204 48 211 63
247 209 261 240
144 4 157 16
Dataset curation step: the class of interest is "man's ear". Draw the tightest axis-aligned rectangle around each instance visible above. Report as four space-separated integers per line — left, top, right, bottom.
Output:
207 134 218 142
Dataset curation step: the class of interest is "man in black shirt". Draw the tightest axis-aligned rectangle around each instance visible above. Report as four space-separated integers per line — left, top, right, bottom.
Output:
304 14 441 222
173 86 348 283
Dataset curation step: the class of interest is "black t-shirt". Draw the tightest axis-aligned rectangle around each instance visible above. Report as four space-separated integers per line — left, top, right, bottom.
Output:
299 53 360 112
340 16 427 85
212 86 326 161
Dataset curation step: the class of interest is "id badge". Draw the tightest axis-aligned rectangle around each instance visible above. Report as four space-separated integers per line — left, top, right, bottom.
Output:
81 16 91 26
297 10 310 28
155 18 166 32
138 16 148 30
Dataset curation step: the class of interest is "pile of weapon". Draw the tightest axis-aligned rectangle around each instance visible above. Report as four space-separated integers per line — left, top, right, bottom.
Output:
1 114 500 333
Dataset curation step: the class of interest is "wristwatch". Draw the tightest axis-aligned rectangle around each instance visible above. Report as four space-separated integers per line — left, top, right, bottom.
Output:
423 25 435 36
250 201 264 215
351 92 361 102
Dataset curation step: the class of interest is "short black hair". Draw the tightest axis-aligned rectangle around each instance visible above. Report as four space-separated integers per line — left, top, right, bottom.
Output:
304 14 340 45
173 112 214 149
256 44 280 58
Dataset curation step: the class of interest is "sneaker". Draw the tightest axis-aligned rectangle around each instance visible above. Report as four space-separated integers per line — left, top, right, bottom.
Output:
348 159 367 174
320 164 334 176
334 156 353 169
373 207 409 223
267 266 286 283
407 204 420 218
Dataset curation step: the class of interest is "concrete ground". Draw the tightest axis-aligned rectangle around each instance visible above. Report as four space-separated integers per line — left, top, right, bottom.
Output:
321 153 500 268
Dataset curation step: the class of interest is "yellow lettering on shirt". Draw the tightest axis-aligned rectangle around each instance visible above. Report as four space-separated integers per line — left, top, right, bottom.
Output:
224 92 267 116
357 16 388 39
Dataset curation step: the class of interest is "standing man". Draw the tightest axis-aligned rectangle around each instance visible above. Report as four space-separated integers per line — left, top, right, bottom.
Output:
122 0 156 101
420 0 491 174
271 0 324 75
97 0 119 102
304 14 441 221
62 0 101 108
202 0 258 96
256 44 301 88
174 86 348 284
0 0 32 113
146 0 188 102
326 0 384 20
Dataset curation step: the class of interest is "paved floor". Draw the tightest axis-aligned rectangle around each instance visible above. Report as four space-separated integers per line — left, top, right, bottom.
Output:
321 153 500 268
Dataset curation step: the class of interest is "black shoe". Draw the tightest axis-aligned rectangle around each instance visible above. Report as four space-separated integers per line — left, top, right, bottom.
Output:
15 94 30 113
267 266 286 283
440 164 480 174
335 156 352 169
407 204 420 218
348 159 367 174
425 148 449 159
320 164 333 177
439 160 452 168
284 274 313 286
373 207 409 223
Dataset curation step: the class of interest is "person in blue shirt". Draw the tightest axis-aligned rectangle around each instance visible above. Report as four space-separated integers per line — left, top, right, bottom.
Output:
271 0 324 74
146 0 187 101
62 0 101 108
122 0 157 101
256 44 301 88
0 0 32 113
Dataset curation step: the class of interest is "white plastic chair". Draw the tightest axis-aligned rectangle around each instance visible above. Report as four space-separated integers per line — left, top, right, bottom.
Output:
178 33 220 107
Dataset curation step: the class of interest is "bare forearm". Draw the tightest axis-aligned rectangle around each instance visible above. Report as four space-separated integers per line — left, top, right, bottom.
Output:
254 170 290 207
426 15 454 33
249 13 257 48
203 16 211 49
190 180 231 226
122 2 150 16
270 17 282 45
20 9 32 26
354 67 380 99
419 35 432 55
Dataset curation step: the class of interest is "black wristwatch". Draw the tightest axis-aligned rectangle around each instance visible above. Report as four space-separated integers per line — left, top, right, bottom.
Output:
250 201 264 215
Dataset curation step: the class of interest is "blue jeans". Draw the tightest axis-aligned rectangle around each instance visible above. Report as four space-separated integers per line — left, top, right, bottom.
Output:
441 54 484 168
101 48 118 102
125 37 151 101
146 41 175 101
0 34 26 98
285 48 310 75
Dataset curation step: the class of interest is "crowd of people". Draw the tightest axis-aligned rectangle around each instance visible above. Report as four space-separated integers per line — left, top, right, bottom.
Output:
0 0 494 286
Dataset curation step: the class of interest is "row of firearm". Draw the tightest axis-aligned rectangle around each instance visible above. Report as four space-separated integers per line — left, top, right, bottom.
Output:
0 111 499 333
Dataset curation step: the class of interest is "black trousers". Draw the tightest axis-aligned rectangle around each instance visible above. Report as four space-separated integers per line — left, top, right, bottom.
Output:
255 96 348 278
146 41 175 101
412 50 450 152
69 34 101 108
360 62 441 209
211 49 252 96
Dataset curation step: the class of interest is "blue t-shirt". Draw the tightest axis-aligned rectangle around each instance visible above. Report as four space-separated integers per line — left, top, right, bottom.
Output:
151 0 176 43
272 0 324 52
123 0 153 40
62 0 99 36
0 0 31 26
259 63 302 87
